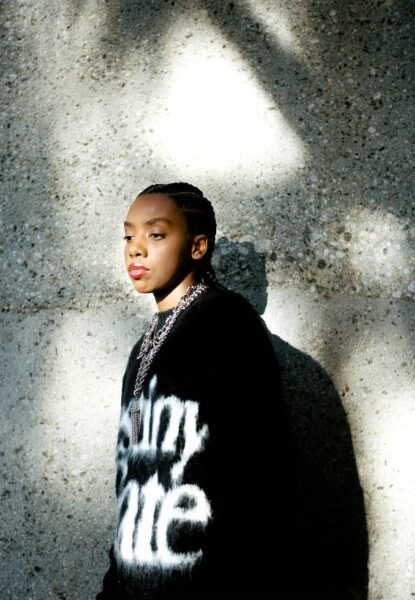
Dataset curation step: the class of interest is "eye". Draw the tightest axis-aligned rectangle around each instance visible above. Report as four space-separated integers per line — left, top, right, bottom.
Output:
123 235 133 241
149 232 165 239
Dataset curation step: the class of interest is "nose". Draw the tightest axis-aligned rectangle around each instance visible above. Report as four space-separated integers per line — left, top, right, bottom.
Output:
129 234 147 258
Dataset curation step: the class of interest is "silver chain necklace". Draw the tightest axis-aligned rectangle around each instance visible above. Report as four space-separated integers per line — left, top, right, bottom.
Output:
129 282 209 444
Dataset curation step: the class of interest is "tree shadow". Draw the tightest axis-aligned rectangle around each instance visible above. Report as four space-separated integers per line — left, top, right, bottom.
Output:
213 237 369 600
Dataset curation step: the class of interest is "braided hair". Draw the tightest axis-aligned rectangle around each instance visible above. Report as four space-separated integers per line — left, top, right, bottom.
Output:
137 182 225 290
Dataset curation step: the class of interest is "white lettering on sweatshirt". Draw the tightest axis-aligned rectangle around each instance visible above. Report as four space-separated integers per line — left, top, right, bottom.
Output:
114 375 212 571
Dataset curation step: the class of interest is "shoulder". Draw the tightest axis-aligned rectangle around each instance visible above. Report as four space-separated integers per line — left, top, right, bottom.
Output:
184 285 272 355
188 285 259 324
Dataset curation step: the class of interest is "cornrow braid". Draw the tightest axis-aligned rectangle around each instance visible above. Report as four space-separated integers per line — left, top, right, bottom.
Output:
137 182 226 290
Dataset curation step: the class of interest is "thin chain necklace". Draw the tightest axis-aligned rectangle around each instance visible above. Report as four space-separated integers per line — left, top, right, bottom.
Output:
129 282 209 444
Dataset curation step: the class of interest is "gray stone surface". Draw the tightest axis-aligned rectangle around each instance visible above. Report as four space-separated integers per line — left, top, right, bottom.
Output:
0 0 414 598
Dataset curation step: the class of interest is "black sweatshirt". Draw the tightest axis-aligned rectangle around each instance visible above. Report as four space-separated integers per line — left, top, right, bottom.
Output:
97 286 297 600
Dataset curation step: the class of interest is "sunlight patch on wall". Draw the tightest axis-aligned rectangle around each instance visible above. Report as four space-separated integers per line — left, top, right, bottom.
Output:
366 389 415 598
150 14 306 178
244 0 303 56
262 287 325 354
372 393 415 495
345 206 413 298
32 311 123 476
334 323 415 598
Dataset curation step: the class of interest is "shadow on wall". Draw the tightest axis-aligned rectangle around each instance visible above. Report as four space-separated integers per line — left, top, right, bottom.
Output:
88 0 414 362
213 237 369 600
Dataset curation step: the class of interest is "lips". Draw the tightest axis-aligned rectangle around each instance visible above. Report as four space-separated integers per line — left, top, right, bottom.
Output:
128 263 149 279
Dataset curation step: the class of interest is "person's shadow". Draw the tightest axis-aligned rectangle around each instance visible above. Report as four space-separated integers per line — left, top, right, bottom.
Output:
212 237 369 600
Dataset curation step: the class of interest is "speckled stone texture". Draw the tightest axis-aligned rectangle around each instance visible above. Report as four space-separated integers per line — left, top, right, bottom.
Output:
0 1 414 598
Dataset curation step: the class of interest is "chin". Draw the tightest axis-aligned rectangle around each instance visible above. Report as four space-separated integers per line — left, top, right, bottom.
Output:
131 280 152 293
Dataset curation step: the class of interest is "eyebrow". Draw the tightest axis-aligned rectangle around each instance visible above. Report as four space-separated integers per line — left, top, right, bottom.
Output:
124 217 174 227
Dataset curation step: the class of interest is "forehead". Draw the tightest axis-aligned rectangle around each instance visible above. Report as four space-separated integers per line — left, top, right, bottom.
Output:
125 193 181 223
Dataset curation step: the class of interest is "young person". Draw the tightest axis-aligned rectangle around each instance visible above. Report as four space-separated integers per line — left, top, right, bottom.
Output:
96 182 296 599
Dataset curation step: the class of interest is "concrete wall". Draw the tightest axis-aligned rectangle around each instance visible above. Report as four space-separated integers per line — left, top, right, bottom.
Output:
1 1 414 598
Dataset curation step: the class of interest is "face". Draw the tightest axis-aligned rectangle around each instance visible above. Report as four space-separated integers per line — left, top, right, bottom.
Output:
124 193 205 301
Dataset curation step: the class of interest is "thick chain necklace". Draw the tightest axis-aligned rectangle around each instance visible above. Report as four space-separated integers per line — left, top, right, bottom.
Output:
129 282 209 444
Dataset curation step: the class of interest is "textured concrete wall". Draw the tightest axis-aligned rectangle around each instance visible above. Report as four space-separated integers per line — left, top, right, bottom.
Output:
1 1 414 598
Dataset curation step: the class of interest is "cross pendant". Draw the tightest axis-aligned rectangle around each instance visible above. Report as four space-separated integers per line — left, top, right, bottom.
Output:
130 401 141 444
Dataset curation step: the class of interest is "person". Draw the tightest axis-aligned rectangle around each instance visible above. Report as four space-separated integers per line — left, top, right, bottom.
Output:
96 182 297 600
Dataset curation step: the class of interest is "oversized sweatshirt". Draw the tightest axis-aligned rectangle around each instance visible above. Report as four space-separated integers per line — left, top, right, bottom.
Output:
97 286 297 600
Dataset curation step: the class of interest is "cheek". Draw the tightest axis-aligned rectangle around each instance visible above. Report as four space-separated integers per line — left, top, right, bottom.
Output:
153 239 191 272
158 249 177 272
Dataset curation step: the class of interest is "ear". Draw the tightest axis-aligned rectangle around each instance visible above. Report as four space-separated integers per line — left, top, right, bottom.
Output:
191 234 208 262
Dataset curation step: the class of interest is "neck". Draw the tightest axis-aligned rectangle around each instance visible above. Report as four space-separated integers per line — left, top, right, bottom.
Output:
153 273 199 312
